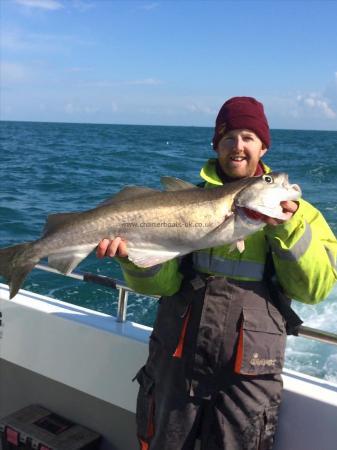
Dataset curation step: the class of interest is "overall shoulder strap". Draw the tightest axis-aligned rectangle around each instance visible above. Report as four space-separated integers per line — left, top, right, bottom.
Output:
264 243 303 335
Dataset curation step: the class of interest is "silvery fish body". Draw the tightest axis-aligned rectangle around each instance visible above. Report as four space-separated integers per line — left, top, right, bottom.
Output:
0 173 301 299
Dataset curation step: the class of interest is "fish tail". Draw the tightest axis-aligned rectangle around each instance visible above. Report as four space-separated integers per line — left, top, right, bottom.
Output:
0 242 37 299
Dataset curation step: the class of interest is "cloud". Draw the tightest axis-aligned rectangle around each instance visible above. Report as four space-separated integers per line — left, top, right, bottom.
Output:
64 103 76 114
1 28 95 54
127 78 162 86
297 73 337 121
1 29 34 51
323 73 337 107
80 78 163 88
63 99 118 117
64 102 100 115
65 67 93 73
0 61 31 83
266 73 337 129
297 93 336 119
185 103 215 115
15 0 63 10
138 2 160 11
70 0 96 12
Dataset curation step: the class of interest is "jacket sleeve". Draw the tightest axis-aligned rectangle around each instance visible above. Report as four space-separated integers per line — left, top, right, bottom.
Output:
116 257 183 296
265 199 337 304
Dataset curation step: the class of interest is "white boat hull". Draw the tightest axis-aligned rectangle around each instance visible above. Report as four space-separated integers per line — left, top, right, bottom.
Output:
1 284 337 449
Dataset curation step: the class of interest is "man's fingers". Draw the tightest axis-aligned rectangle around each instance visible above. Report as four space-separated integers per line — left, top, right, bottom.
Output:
107 237 122 257
96 238 110 258
117 240 128 257
96 238 128 258
264 201 299 227
281 200 299 213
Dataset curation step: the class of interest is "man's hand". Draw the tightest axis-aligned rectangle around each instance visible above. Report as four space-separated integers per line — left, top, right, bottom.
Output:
264 201 299 226
96 237 128 258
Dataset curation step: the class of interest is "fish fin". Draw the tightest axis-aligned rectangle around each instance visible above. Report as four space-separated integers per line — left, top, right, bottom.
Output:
228 240 245 253
99 186 159 206
0 242 37 299
202 212 233 237
160 177 196 191
127 246 181 268
43 212 82 237
48 244 96 274
236 240 245 253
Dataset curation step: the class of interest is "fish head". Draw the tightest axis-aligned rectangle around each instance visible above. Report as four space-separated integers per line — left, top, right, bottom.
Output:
235 173 302 221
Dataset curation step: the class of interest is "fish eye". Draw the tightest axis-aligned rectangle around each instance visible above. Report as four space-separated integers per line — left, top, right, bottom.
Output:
263 175 274 184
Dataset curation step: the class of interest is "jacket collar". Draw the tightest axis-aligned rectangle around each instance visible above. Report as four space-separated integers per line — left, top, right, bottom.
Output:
200 158 271 186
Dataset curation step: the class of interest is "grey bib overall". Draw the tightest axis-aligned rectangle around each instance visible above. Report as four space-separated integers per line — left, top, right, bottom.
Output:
135 275 287 450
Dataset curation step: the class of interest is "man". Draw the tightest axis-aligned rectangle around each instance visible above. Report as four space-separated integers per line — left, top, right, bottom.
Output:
97 97 337 450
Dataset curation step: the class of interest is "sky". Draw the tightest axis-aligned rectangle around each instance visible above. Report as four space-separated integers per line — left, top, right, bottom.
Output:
1 0 337 130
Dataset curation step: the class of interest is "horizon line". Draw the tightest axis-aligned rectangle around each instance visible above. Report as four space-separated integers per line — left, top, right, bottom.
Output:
0 119 336 133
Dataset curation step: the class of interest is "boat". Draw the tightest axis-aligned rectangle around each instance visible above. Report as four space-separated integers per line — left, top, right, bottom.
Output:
1 266 337 450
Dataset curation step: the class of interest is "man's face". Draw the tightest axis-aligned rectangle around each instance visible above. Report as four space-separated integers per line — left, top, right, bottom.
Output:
216 129 267 179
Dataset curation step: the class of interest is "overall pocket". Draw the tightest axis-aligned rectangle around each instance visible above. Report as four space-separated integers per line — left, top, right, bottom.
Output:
234 307 287 375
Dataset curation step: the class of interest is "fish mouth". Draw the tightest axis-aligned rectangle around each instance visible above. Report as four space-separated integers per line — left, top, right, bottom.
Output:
239 207 266 222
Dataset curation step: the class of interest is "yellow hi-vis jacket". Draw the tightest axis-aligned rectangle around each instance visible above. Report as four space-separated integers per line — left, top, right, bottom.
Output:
118 159 337 304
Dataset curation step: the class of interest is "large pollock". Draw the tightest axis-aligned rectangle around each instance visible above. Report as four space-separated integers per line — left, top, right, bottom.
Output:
0 173 301 299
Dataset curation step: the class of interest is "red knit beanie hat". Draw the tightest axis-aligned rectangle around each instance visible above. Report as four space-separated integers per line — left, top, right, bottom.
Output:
212 97 270 149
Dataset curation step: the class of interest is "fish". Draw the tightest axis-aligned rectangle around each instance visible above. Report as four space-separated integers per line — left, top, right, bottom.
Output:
0 173 301 299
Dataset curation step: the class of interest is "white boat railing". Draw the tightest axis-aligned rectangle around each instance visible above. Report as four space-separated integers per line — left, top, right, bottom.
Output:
34 264 337 346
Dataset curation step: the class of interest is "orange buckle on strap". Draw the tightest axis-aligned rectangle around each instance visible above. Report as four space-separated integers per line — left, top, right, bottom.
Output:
139 438 149 450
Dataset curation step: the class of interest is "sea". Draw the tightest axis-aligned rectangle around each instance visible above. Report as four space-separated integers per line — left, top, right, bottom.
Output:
1 120 337 382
